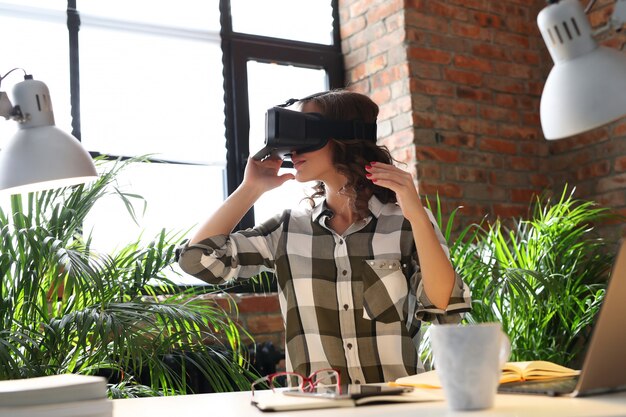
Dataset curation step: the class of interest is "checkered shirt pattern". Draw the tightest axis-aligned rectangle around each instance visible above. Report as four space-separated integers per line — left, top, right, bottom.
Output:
177 196 471 383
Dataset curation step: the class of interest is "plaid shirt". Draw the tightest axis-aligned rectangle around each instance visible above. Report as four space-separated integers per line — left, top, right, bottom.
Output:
177 196 471 384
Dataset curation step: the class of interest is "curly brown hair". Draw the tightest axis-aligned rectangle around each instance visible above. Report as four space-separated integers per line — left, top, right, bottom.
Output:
299 89 398 219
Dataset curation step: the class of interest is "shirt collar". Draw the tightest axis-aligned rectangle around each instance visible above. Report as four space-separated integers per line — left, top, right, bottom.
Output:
311 195 386 222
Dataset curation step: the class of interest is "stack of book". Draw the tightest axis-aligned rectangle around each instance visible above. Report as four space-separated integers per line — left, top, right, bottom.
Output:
0 374 111 417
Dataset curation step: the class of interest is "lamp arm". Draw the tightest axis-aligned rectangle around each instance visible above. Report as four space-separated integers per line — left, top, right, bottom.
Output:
0 68 28 121
611 0 626 32
591 0 626 36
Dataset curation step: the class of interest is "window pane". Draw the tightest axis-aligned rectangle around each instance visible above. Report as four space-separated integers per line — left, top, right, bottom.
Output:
78 0 220 31
0 3 71 144
84 161 225 254
79 18 224 164
231 0 334 45
0 0 64 10
247 61 327 223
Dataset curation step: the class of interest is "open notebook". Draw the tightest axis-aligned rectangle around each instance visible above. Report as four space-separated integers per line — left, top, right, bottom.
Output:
498 240 626 397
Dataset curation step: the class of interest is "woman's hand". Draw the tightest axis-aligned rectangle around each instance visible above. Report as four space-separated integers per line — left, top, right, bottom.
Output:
242 157 295 195
365 162 425 222
365 161 456 310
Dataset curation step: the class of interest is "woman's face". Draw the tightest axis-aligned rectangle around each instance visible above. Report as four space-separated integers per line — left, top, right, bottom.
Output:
290 102 338 184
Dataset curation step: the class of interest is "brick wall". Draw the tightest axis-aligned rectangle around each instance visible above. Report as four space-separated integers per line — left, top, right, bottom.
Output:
339 0 626 238
206 292 284 348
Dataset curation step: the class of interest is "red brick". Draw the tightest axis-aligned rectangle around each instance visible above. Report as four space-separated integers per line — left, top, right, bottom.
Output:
446 166 488 182
378 94 413 120
510 156 539 171
405 11 449 32
453 55 493 73
480 105 519 122
415 146 461 163
493 62 533 79
510 49 541 65
340 15 366 38
371 64 410 89
615 119 626 136
441 133 477 148
348 0 371 18
245 315 284 334
575 161 612 180
370 87 392 107
407 47 453 64
456 87 493 102
471 43 508 61
614 156 626 172
493 203 529 219
499 125 540 141
488 2 529 18
494 93 517 108
451 21 490 40
411 79 455 96
444 68 483 87
494 31 531 49
368 30 406 56
530 174 551 188
426 33 467 53
344 47 367 70
427 1 469 21
479 137 517 154
473 11 502 28
419 182 464 199
366 0 403 22
511 189 538 204
410 62 443 79
237 294 280 314
385 129 415 149
417 162 441 180
435 97 477 116
458 118 499 135
366 54 388 75
485 76 526 94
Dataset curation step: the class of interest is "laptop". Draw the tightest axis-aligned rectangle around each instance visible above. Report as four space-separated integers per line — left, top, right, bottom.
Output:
498 241 626 397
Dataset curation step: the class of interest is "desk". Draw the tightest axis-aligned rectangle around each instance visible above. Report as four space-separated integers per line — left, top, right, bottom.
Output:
113 389 626 417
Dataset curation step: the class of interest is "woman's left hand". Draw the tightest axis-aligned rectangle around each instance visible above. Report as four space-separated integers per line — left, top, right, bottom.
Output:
365 162 425 222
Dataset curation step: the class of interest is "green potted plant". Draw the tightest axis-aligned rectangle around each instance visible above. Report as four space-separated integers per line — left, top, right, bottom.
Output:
423 188 616 368
0 158 256 397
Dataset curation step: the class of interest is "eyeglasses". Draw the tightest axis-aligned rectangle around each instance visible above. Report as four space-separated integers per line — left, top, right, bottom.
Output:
250 368 341 397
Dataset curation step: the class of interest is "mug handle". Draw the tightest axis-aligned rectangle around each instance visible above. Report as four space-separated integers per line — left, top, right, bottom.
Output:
499 331 511 366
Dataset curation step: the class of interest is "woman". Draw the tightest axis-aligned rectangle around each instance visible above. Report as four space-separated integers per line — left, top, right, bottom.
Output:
178 89 471 384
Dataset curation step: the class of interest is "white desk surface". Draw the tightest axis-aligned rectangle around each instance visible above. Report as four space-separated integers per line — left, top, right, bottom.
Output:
113 389 626 417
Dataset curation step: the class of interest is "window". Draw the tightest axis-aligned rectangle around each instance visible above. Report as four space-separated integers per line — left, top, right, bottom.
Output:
0 0 343 286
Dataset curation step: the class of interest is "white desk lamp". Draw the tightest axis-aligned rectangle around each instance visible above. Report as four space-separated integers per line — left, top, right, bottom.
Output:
538 0 626 139
0 71 97 194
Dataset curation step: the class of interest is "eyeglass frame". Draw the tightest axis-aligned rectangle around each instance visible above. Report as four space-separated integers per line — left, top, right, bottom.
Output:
250 368 342 397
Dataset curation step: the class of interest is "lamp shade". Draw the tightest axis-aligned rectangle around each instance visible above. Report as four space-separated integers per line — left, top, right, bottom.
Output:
0 77 97 194
538 0 626 140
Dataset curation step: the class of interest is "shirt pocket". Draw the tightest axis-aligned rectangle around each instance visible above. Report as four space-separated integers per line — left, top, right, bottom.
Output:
362 259 408 324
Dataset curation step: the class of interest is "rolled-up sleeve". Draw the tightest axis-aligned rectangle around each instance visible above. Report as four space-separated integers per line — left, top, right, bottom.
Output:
177 213 284 285
412 209 472 323
414 271 471 323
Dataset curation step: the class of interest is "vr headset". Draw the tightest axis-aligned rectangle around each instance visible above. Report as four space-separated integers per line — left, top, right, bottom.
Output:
252 106 377 161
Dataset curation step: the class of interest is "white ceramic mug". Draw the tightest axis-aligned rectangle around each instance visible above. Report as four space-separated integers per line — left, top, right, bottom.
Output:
430 322 510 411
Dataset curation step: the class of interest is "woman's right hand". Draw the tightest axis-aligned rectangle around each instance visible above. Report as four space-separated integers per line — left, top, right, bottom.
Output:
241 157 295 195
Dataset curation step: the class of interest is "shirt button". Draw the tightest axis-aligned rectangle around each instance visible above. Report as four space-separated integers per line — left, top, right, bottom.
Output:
342 270 347 276
347 343 353 349
355 380 361 384
338 239 344 245
343 304 349 310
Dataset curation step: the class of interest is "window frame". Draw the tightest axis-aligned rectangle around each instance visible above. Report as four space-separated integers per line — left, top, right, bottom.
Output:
220 0 344 229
